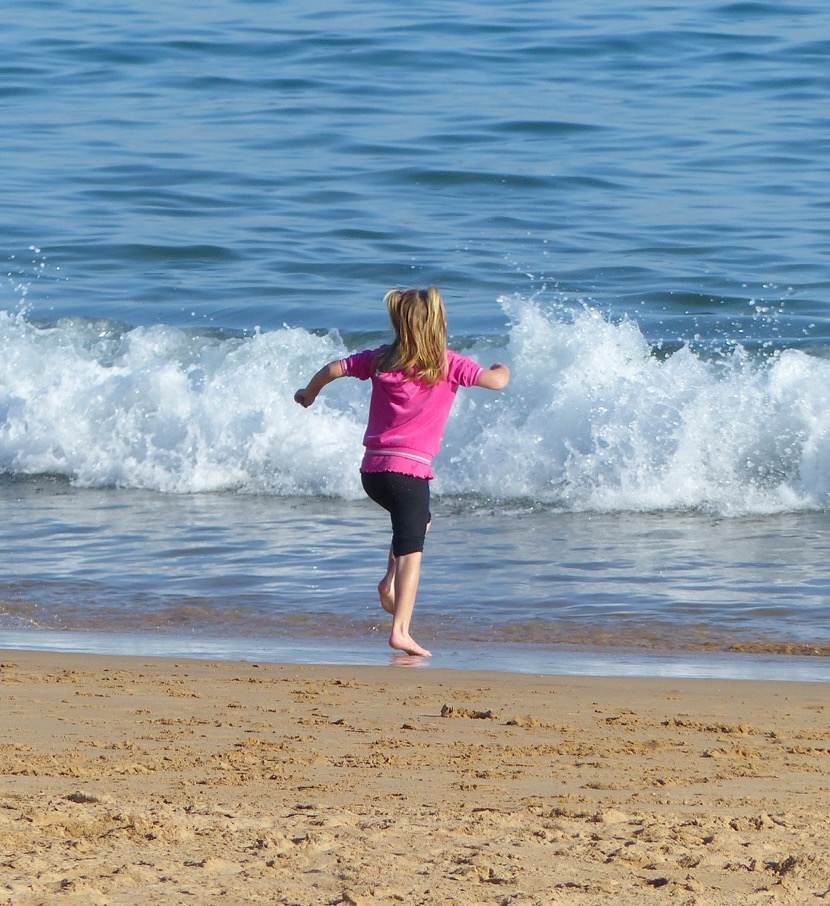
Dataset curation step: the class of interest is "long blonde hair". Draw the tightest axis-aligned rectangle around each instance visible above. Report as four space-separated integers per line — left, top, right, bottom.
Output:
375 286 447 386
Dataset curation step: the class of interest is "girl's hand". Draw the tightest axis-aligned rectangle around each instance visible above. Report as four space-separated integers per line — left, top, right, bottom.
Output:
294 388 315 408
475 363 510 391
294 361 344 408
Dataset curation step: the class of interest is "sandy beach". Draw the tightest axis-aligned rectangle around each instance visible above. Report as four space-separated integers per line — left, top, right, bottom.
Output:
1 652 828 905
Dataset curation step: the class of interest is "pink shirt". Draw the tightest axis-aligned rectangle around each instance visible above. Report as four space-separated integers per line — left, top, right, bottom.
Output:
340 347 484 479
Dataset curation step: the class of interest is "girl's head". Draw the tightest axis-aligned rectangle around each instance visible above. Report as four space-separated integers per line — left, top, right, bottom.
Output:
380 286 447 385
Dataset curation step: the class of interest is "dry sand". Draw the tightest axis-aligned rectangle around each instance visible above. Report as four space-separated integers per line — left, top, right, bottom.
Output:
1 650 829 905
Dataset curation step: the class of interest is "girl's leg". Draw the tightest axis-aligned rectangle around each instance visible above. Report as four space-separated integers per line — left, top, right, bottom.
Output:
377 520 429 617
378 543 396 615
361 472 432 656
388 551 431 657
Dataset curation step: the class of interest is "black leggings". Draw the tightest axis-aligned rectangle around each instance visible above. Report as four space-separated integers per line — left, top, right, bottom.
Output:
361 471 431 557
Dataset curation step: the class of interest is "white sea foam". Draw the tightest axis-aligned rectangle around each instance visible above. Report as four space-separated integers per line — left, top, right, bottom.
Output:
2 301 829 514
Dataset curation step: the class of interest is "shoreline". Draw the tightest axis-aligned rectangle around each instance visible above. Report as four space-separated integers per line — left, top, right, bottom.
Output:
2 650 829 905
2 628 830 684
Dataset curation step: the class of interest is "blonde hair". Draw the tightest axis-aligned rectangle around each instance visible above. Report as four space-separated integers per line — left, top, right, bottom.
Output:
375 286 448 386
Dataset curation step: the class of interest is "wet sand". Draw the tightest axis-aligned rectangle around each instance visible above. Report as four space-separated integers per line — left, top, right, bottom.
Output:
1 651 829 905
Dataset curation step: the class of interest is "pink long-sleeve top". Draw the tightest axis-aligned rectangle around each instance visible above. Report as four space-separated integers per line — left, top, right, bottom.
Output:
339 346 484 479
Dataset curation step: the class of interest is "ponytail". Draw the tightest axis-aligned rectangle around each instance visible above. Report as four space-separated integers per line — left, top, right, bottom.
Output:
376 286 447 385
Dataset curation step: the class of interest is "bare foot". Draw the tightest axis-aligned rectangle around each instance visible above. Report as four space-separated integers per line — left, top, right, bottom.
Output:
389 628 432 657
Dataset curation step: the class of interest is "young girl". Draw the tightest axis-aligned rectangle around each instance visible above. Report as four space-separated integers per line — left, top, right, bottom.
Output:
294 286 510 657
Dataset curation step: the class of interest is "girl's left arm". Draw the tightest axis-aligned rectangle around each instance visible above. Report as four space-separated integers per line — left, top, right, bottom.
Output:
294 360 345 408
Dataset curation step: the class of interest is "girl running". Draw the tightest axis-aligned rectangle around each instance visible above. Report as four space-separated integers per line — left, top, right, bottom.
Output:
295 286 510 656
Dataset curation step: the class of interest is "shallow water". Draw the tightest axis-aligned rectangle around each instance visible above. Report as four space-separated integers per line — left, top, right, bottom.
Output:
2 479 829 680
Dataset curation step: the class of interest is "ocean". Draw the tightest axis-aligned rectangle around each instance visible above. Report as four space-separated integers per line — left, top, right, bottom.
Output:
2 0 830 680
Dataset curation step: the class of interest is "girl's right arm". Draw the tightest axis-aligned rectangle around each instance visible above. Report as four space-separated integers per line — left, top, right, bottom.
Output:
476 363 510 391
294 360 345 408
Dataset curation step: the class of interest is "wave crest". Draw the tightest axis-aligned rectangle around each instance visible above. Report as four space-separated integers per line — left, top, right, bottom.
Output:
2 300 830 514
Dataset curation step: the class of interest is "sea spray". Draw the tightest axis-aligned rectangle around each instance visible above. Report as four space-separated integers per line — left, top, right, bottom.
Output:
2 301 830 513
444 298 830 514
0 311 364 495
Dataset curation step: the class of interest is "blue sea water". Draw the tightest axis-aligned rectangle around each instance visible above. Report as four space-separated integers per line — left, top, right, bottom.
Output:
2 0 830 678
